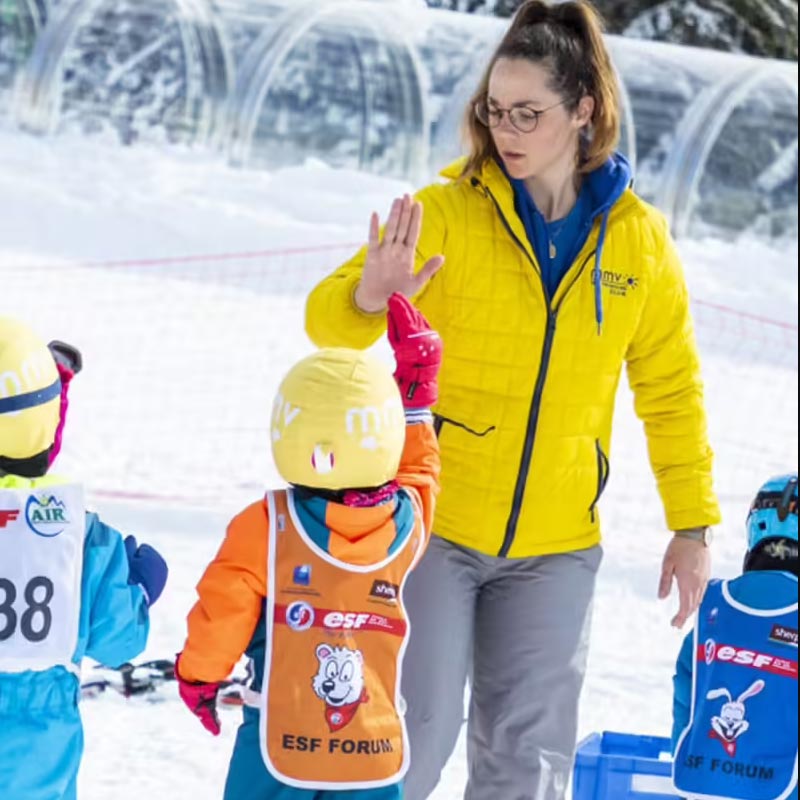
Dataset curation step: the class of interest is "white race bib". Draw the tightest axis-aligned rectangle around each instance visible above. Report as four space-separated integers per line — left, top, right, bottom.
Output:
0 483 84 673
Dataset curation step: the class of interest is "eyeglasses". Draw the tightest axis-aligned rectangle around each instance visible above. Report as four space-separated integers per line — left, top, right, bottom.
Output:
474 98 567 134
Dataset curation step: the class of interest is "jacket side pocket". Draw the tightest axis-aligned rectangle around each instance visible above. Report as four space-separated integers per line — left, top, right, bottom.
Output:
589 439 611 523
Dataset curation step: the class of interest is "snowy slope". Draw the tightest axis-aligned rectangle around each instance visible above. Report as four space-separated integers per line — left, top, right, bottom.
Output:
1 130 797 799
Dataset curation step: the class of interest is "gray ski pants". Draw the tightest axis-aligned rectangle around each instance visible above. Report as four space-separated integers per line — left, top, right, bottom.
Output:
401 534 603 800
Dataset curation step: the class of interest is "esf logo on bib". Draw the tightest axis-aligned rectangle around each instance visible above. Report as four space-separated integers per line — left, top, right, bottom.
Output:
286 601 315 632
25 494 70 537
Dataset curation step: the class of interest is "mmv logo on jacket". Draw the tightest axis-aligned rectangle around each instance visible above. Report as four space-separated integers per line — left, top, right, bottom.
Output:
369 580 399 603
25 494 70 537
592 269 639 297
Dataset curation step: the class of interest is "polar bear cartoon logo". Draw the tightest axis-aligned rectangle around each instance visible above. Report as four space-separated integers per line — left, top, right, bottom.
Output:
312 644 369 732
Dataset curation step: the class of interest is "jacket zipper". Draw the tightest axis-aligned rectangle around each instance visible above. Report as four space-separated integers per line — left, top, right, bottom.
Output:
481 182 596 557
499 310 557 556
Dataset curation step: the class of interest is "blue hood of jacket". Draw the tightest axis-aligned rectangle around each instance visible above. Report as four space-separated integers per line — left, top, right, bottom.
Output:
509 151 633 330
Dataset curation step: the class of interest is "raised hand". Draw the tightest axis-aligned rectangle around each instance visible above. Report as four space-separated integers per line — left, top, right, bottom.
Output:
354 194 445 313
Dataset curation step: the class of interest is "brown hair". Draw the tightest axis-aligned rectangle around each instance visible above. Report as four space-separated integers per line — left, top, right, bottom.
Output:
461 0 621 178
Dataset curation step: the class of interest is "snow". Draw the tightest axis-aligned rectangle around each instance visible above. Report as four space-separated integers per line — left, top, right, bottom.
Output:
0 129 797 799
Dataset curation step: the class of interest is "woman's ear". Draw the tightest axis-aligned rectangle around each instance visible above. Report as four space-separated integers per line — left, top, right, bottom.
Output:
574 95 595 129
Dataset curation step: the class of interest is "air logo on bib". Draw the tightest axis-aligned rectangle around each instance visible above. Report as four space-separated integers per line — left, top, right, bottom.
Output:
25 495 71 537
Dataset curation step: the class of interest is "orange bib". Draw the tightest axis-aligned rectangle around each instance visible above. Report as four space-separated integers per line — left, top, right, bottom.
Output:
260 488 425 790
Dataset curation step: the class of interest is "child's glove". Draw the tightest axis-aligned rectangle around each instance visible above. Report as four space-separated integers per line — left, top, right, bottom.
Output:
387 293 442 409
176 654 221 736
124 536 168 607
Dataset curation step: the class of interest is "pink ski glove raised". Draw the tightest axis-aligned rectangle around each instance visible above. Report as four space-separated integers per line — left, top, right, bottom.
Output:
387 293 442 409
176 654 221 736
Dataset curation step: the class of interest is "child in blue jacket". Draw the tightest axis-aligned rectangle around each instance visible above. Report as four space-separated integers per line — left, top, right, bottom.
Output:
0 317 168 800
672 473 798 800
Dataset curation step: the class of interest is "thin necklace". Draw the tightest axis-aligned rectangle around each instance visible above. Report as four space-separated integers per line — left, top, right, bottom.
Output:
546 177 582 259
548 217 569 259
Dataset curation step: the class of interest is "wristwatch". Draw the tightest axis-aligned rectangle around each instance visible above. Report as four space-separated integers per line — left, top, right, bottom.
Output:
674 527 713 546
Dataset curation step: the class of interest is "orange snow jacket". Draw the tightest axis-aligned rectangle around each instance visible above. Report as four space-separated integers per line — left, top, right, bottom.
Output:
260 487 425 788
179 419 439 686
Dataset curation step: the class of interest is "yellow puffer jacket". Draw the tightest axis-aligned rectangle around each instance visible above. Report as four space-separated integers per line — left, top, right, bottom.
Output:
306 158 721 558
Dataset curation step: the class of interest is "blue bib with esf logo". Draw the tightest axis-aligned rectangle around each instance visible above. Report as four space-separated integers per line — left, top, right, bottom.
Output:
673 578 798 800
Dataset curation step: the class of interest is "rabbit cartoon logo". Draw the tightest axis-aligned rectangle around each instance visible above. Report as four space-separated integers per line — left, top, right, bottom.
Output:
706 680 765 756
312 644 369 732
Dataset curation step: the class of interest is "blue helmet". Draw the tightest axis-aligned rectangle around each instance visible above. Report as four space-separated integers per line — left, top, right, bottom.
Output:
746 473 798 553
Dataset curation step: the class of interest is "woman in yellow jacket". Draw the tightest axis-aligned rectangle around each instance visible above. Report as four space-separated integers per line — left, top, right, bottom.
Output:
305 2 721 798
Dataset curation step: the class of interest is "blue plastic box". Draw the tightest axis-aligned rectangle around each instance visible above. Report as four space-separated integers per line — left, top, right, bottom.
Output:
573 731 679 800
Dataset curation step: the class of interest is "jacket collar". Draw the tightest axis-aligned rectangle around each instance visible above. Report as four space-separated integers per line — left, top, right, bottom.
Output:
440 153 632 221
293 487 415 553
440 157 534 261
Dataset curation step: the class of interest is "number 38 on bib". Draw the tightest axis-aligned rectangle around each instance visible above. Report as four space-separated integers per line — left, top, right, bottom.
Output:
0 483 85 674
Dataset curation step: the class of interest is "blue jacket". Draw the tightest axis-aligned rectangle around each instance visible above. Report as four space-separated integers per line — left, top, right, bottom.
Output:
0 495 149 800
672 571 798 800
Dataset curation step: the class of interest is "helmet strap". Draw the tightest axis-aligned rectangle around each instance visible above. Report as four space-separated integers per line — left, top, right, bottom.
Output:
0 378 61 414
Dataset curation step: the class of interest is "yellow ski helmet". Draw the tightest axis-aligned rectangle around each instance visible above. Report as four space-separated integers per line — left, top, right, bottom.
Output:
271 348 405 491
0 317 62 460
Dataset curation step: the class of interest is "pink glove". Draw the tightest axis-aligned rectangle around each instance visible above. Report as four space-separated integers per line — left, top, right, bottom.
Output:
387 293 442 409
175 654 221 736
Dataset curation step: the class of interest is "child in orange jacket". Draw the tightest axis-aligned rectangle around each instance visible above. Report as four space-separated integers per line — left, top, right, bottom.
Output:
176 294 441 799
